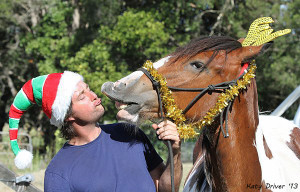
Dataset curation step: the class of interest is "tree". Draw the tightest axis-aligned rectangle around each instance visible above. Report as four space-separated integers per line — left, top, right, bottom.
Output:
0 0 41 136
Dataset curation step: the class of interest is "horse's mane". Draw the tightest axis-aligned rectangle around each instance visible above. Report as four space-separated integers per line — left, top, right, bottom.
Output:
170 36 242 63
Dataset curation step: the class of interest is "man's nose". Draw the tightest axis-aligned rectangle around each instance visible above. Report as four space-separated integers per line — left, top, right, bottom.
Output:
88 90 97 100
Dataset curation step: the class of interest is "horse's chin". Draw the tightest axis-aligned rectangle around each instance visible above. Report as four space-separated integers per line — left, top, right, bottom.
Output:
116 108 160 125
116 109 139 123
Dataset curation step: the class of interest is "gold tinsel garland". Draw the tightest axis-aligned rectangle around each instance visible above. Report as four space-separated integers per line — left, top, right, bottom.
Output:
143 17 290 139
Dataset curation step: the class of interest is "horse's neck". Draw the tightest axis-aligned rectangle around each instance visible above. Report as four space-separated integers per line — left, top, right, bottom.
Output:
204 80 261 191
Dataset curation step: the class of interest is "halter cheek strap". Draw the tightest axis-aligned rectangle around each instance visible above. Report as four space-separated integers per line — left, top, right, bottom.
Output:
138 67 164 119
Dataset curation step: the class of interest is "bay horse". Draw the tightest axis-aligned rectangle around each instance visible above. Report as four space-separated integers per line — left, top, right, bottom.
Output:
101 36 300 191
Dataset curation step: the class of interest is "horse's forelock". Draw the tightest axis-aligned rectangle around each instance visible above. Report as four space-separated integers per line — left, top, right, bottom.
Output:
170 36 242 64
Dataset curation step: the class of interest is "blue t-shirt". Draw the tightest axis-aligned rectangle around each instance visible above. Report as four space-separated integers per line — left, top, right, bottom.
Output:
44 123 163 192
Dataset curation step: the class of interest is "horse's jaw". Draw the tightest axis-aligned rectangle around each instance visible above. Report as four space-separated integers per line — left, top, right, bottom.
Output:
115 108 139 123
115 109 161 124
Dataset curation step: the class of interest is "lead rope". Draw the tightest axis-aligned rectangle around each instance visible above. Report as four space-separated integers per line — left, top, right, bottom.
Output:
138 68 175 192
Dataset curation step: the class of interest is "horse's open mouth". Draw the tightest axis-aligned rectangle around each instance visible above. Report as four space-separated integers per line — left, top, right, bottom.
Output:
114 100 141 122
104 93 141 115
115 101 141 114
101 81 150 122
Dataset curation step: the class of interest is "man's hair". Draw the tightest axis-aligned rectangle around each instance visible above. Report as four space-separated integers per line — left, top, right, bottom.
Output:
61 102 78 140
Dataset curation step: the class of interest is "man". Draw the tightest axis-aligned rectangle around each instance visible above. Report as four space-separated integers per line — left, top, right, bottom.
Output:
8 71 182 191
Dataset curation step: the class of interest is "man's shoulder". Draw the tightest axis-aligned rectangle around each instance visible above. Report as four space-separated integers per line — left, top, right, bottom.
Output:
46 147 70 172
101 122 136 129
100 122 147 142
100 122 137 134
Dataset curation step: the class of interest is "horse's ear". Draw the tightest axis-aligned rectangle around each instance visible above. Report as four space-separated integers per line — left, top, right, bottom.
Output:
238 42 272 63
237 38 244 43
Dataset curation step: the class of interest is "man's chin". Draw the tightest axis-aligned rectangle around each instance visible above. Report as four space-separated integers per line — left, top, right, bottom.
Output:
116 109 139 123
98 106 105 116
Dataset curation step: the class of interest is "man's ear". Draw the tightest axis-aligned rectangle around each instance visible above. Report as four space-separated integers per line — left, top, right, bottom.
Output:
66 116 75 122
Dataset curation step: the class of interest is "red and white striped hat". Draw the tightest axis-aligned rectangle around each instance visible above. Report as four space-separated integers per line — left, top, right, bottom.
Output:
8 71 83 169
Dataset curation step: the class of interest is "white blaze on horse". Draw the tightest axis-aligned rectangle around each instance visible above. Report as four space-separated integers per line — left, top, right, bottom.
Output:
101 25 300 192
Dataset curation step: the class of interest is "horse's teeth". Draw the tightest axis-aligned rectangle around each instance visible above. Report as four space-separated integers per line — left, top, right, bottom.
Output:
119 104 127 110
115 101 128 110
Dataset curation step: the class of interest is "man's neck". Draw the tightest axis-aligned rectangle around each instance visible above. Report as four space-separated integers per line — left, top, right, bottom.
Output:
69 123 101 146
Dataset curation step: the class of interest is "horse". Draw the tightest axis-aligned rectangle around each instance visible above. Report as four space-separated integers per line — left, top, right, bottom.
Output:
101 36 300 191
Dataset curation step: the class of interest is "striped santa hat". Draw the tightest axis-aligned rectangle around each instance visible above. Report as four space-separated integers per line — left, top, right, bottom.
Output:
9 71 83 169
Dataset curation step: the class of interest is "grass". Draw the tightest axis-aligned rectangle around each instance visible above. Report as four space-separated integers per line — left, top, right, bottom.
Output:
180 162 193 191
0 167 45 192
0 153 46 191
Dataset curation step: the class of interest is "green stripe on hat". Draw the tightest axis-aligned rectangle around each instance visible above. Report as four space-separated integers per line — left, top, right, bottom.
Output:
13 90 32 111
32 75 48 106
10 140 20 156
9 118 20 129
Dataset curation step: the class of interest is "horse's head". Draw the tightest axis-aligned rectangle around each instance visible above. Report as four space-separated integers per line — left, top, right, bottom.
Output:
101 36 270 124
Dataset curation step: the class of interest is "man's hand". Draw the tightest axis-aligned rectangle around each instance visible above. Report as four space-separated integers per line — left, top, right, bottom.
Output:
151 120 182 192
152 120 181 153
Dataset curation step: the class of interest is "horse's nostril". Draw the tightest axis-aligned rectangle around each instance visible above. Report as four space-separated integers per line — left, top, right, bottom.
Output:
114 82 126 91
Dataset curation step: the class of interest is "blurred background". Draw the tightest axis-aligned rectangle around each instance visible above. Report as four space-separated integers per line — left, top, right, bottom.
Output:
0 0 299 191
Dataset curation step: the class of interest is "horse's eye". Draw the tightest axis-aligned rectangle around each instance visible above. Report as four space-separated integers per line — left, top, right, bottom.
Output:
190 61 204 70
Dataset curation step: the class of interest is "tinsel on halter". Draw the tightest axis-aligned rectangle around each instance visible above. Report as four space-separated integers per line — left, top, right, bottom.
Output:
143 60 198 139
143 17 291 139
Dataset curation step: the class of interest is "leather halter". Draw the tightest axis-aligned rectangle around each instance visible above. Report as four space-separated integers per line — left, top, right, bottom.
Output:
138 63 249 138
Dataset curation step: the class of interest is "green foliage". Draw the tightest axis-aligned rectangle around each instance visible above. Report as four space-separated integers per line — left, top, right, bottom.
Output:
54 129 66 153
98 10 170 70
30 128 44 151
0 0 13 22
23 0 73 74
140 122 168 161
254 1 300 118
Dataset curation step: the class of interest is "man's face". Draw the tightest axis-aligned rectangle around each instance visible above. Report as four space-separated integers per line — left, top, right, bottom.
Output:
69 81 104 124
